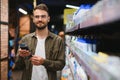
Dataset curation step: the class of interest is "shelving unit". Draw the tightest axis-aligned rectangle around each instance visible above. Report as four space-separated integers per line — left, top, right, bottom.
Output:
63 0 120 80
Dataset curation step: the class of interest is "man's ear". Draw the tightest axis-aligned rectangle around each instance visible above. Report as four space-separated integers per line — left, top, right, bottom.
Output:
48 16 50 22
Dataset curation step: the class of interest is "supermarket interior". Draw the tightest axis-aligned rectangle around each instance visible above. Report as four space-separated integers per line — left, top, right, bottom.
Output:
0 0 120 80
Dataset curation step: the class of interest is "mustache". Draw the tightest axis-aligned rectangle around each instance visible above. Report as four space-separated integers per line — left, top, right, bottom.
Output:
36 21 44 24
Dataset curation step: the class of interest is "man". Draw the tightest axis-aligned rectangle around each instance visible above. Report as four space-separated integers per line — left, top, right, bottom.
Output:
58 31 64 40
14 3 65 80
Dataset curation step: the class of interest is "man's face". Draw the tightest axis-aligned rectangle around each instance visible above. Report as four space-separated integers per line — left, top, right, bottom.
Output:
33 9 50 30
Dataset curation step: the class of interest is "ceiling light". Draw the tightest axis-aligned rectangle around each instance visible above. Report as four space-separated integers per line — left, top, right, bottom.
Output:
66 5 79 9
18 8 28 15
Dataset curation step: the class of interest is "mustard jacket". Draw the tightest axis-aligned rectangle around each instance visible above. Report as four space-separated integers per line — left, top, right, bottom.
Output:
15 31 65 80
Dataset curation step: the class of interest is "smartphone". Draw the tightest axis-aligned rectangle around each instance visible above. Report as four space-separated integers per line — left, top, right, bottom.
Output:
20 43 32 59
20 43 29 50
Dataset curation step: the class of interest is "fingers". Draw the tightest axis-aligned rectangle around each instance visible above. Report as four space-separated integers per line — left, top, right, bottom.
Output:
30 56 44 65
31 60 40 66
19 49 30 57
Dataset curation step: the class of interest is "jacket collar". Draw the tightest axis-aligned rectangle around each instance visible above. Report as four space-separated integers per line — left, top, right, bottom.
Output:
31 31 54 39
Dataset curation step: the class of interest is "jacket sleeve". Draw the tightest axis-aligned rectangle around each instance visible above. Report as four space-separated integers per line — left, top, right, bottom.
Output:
13 37 27 70
14 55 26 70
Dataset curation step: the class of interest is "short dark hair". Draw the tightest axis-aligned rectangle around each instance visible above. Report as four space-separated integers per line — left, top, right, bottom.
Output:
33 3 49 14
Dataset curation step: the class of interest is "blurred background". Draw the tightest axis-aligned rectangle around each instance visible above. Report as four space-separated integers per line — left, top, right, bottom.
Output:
9 0 98 35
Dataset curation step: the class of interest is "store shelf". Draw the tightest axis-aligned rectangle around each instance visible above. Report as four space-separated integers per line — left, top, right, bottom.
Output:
65 24 79 33
66 54 74 76
66 52 88 80
65 0 120 32
80 0 120 29
66 41 120 80
65 0 120 80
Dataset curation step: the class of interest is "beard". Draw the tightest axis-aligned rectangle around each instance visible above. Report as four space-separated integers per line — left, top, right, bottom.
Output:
33 22 47 30
36 24 47 30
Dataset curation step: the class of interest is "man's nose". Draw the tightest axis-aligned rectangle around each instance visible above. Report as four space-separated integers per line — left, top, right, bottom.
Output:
38 17 42 20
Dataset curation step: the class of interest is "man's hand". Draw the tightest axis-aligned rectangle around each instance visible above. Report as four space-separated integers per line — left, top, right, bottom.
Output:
19 48 30 57
30 55 45 66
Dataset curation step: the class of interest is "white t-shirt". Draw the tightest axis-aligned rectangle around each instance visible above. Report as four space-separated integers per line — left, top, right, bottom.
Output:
31 37 48 80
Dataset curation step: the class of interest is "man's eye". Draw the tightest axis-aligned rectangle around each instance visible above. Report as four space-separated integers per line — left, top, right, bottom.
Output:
34 15 47 18
41 15 46 18
34 16 39 18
